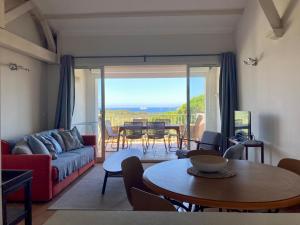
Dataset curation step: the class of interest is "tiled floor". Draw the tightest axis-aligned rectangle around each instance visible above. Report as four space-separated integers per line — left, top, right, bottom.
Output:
105 142 178 162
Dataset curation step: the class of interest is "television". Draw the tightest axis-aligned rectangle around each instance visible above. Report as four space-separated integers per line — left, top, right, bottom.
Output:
234 111 251 138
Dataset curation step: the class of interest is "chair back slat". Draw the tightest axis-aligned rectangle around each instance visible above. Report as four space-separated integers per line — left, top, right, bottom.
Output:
147 122 165 137
124 122 143 138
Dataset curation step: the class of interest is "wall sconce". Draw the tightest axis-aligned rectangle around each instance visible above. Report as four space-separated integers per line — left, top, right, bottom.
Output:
243 58 258 66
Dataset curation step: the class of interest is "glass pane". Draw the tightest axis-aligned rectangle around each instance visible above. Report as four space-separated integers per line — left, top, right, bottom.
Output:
104 65 186 159
73 69 104 160
188 67 220 148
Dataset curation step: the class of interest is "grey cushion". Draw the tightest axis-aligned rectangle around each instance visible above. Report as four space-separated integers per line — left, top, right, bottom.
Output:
59 130 83 151
199 131 222 150
223 144 244 160
27 135 50 155
52 132 66 151
72 126 84 144
11 140 32 155
52 147 95 181
37 135 61 160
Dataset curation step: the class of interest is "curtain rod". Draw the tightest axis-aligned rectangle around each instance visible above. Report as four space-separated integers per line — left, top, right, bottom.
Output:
74 54 221 59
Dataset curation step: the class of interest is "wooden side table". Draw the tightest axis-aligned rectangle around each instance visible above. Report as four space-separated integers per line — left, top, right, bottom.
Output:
2 170 33 225
229 138 264 163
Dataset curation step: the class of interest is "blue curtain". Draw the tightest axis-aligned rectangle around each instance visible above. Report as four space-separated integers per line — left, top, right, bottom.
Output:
55 55 75 129
219 52 238 152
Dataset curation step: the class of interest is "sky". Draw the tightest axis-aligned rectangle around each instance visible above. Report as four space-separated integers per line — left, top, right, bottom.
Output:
99 77 205 108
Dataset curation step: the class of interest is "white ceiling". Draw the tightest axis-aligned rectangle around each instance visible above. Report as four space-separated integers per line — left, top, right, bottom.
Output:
32 0 248 36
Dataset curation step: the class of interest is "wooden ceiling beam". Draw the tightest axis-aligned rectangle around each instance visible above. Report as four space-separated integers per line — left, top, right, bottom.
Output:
29 0 56 52
0 28 57 63
0 0 4 28
45 8 244 20
259 0 284 38
5 1 34 24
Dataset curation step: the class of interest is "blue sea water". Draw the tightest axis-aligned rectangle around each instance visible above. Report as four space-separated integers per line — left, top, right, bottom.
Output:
105 106 179 113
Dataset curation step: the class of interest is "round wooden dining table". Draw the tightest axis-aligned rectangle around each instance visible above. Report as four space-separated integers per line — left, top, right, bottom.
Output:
143 159 300 210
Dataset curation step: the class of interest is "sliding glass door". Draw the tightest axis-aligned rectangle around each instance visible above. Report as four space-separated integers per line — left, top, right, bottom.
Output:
72 64 220 160
186 66 220 149
73 68 105 162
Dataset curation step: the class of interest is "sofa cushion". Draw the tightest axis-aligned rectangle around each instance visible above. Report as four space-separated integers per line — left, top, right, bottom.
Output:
69 146 95 168
59 130 83 151
51 147 95 182
36 135 59 160
51 152 81 182
27 136 50 155
40 134 63 154
52 132 66 151
11 140 32 155
72 126 84 144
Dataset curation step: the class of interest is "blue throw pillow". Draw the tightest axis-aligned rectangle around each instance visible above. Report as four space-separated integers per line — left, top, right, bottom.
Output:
44 134 63 154
27 136 50 155
36 135 59 160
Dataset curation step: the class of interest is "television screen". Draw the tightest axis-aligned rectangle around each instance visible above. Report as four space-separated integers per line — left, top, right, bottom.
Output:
234 111 251 137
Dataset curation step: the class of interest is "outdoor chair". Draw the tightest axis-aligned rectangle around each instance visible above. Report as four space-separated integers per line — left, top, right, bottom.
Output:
177 130 222 159
155 119 179 150
146 122 168 152
131 187 176 211
123 122 146 152
180 114 205 149
104 120 119 151
133 118 148 126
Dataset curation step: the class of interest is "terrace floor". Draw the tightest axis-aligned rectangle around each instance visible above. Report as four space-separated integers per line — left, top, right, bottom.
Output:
105 142 178 162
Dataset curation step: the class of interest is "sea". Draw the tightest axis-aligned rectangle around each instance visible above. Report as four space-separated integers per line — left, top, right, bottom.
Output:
105 106 179 113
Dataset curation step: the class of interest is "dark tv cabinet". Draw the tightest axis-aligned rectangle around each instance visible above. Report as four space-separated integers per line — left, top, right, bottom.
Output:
1 170 33 225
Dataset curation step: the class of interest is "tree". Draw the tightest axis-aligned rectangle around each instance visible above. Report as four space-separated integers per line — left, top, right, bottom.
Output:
177 94 205 114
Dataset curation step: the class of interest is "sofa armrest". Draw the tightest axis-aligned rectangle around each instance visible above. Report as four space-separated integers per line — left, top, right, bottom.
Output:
2 154 53 201
82 135 97 146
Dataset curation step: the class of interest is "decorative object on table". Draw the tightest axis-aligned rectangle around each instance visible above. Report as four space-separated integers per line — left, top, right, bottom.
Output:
187 166 236 179
2 170 33 225
190 155 228 173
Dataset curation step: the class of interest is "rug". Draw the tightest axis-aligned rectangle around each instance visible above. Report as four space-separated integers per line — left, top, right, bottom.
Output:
49 164 153 210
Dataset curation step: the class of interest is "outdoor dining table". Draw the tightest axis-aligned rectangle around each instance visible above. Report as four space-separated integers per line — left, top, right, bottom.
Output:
116 124 181 151
143 159 300 211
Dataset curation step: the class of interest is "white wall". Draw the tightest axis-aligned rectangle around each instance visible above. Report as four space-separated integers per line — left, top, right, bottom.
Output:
235 0 300 165
0 14 47 139
61 33 235 56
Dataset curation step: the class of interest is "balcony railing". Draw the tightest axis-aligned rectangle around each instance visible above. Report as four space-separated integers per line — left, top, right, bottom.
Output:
104 113 201 127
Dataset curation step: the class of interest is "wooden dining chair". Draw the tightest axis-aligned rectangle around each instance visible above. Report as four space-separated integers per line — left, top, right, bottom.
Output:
121 156 153 205
278 158 300 175
131 187 176 211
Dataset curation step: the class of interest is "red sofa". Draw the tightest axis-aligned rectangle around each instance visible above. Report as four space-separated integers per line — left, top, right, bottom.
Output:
1 134 97 202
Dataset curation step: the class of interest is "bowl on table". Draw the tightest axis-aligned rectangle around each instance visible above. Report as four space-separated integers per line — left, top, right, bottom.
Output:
190 155 228 173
